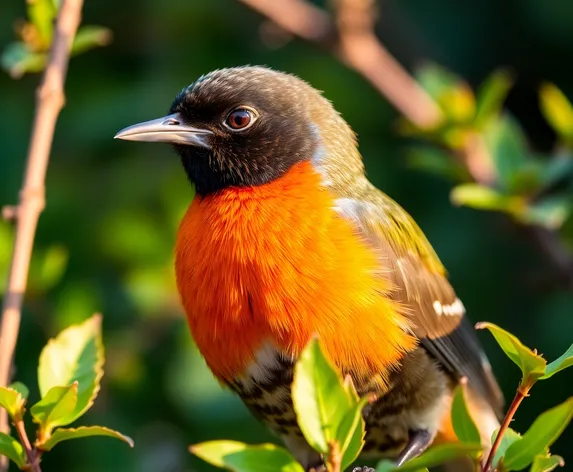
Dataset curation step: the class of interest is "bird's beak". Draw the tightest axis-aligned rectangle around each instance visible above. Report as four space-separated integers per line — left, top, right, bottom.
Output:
114 112 212 149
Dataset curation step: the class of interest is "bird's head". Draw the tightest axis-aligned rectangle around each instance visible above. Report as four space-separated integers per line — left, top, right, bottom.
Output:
115 66 361 195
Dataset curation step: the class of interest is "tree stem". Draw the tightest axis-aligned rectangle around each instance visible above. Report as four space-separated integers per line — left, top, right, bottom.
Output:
0 1 84 470
14 419 41 472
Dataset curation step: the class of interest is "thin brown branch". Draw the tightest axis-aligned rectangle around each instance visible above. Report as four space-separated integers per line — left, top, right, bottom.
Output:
238 0 442 128
0 0 84 467
14 419 41 472
482 386 528 472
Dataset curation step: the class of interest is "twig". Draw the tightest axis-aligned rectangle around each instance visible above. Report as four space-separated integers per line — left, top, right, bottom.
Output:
238 0 442 128
0 0 84 467
14 419 41 472
238 0 572 289
326 440 342 472
482 386 528 472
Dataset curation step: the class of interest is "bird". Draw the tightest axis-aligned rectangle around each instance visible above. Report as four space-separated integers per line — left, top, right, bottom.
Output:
115 66 504 470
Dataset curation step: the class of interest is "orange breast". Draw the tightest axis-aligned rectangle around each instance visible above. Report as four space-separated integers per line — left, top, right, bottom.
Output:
175 161 416 384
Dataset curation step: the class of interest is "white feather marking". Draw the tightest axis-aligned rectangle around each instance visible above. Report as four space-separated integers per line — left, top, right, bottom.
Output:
236 342 285 392
434 297 465 317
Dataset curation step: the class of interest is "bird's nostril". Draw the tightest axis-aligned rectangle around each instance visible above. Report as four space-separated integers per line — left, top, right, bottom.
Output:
164 118 180 126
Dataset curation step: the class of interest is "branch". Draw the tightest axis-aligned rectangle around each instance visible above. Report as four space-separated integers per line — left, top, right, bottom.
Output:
238 0 572 289
482 386 528 472
14 418 41 472
0 0 84 466
239 0 441 128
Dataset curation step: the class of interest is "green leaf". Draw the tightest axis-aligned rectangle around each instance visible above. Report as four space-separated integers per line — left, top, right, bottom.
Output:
72 26 112 56
520 196 572 230
0 433 26 469
191 440 304 472
504 397 573 470
451 382 481 444
475 69 514 128
291 338 351 454
376 461 426 472
376 443 481 472
9 383 29 401
476 322 546 387
490 427 522 469
1 42 47 79
450 183 525 216
30 383 78 435
39 425 134 451
484 114 530 191
29 245 68 292
338 393 369 470
0 387 26 420
27 0 57 48
542 343 573 379
38 314 104 425
530 454 565 472
416 63 475 123
540 83 573 141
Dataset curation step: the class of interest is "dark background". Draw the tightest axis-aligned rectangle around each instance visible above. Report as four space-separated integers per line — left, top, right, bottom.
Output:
1 1 573 471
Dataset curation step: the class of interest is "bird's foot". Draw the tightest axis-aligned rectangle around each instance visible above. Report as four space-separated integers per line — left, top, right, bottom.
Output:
395 429 432 466
352 468 375 472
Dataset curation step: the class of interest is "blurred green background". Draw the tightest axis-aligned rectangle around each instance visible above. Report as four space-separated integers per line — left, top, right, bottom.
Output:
1 0 573 471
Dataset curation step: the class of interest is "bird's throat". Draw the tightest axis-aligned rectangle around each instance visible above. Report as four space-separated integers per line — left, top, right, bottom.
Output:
174 161 415 383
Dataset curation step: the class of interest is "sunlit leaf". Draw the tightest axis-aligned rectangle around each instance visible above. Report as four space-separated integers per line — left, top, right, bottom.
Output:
416 63 463 101
491 427 522 469
27 0 57 48
0 433 26 469
30 383 78 434
540 83 573 141
39 425 134 451
416 63 475 122
376 443 481 472
0 387 26 420
191 440 304 472
476 322 546 387
484 114 530 190
38 314 104 425
530 454 565 472
451 382 481 444
338 393 369 470
376 461 429 472
72 26 112 56
542 343 573 379
292 338 351 454
504 398 573 470
450 183 525 216
474 69 513 128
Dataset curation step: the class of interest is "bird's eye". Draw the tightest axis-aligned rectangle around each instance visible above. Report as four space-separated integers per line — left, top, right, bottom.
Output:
224 108 257 131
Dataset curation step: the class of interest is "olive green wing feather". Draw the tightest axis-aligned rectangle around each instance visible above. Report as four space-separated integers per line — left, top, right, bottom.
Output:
335 187 504 417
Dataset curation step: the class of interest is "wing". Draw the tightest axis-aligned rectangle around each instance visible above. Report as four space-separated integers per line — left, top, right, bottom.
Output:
334 186 504 418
